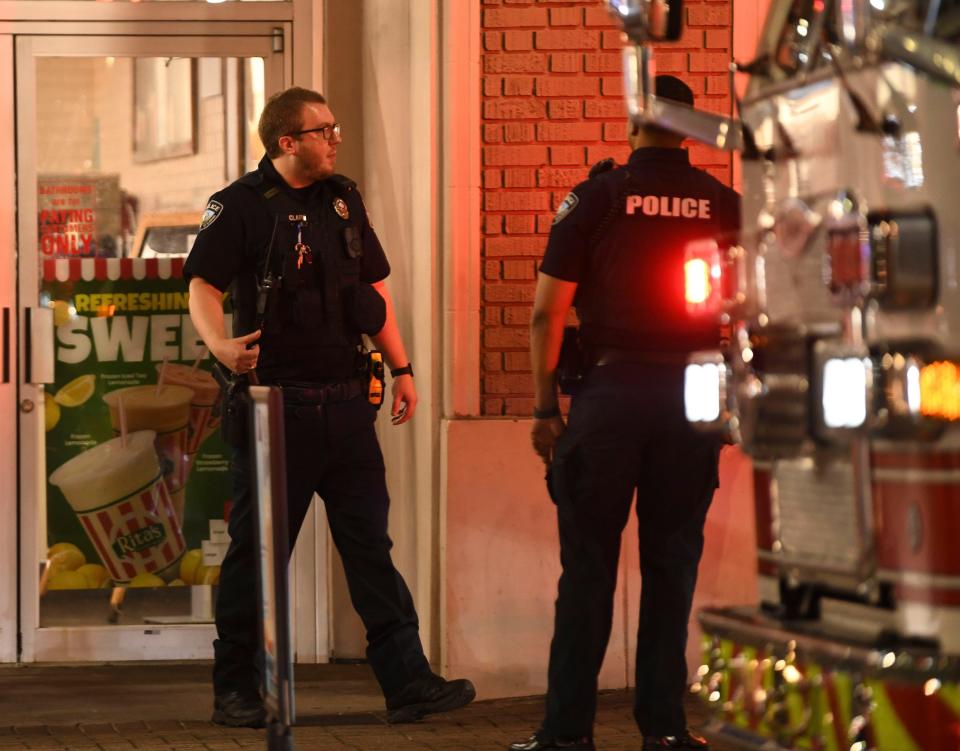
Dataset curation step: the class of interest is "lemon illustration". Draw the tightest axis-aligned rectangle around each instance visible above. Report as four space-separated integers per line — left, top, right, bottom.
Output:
48 547 86 574
199 565 221 585
47 570 89 590
128 572 165 588
193 564 221 585
179 549 203 585
44 392 61 432
54 374 96 408
47 542 82 560
49 299 71 328
192 564 210 585
168 579 187 587
76 563 109 588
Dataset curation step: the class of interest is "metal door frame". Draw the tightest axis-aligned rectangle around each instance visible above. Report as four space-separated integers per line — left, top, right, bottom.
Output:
0 34 17 664
13 27 288 662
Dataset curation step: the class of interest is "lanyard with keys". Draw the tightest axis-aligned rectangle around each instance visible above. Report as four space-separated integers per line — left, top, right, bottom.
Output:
289 214 312 269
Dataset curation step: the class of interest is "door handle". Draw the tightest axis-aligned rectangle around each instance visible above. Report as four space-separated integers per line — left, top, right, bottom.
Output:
23 306 54 385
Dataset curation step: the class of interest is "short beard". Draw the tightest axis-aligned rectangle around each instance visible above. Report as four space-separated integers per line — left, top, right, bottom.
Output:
303 157 333 182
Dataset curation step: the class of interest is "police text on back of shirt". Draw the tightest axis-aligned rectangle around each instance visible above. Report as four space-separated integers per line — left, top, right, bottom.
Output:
625 195 711 219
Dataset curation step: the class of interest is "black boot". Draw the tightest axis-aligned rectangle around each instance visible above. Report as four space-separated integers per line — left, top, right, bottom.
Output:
508 730 595 751
642 730 710 749
385 672 476 723
211 691 266 729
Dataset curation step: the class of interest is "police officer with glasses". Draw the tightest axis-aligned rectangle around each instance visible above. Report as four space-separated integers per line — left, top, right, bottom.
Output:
185 86 475 729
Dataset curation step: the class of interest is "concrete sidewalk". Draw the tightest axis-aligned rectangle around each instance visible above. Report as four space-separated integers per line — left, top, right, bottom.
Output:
0 663 733 750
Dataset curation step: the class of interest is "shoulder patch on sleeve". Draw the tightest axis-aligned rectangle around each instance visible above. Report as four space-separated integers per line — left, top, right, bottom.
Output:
552 192 580 225
199 200 223 231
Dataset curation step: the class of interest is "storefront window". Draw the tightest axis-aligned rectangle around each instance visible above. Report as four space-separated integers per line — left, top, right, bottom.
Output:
35 54 265 627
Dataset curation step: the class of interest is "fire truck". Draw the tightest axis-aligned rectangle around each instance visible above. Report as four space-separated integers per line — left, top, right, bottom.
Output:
608 0 960 748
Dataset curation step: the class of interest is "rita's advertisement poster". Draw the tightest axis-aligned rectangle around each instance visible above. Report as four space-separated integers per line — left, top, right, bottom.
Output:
41 257 231 593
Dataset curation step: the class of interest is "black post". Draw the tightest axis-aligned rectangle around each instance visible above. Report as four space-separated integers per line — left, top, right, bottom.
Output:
248 385 295 751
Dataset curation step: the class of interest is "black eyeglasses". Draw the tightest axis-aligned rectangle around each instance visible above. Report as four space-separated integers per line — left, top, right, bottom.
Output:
288 122 342 142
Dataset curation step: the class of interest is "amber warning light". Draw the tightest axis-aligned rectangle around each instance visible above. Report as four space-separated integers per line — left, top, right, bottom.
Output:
919 361 960 421
684 239 722 315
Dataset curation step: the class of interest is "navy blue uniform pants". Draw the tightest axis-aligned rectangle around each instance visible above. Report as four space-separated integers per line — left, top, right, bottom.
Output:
542 362 720 739
213 393 430 700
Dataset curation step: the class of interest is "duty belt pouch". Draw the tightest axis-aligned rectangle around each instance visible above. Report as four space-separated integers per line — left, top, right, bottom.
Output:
213 362 250 449
557 326 586 396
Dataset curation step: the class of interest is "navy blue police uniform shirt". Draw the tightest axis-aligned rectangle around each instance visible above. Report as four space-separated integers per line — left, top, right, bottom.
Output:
541 147 740 355
183 156 390 381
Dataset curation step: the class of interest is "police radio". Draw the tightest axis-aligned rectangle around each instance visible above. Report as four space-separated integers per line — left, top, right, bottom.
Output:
256 215 282 325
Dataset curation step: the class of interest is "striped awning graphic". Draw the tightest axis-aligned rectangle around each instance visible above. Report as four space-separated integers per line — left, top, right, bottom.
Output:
42 257 185 283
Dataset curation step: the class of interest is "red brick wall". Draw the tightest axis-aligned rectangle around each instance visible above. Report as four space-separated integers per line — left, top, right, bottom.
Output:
480 0 733 416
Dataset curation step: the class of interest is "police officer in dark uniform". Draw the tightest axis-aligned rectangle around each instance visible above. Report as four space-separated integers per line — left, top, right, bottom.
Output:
511 76 740 751
184 86 475 729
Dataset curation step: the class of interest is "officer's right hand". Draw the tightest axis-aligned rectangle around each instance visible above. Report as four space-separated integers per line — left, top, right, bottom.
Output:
211 329 262 374
531 414 565 466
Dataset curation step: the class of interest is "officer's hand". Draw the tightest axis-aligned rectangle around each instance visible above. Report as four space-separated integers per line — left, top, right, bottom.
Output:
211 329 262 374
531 415 565 465
390 374 417 425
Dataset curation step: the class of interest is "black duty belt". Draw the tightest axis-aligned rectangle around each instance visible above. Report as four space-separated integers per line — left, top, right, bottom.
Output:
594 348 689 367
279 379 364 405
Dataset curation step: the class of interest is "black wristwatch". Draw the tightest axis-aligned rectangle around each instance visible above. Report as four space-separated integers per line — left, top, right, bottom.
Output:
533 405 561 420
390 363 414 378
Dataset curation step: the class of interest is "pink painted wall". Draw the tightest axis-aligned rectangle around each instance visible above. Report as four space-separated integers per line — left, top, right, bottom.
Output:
443 419 757 699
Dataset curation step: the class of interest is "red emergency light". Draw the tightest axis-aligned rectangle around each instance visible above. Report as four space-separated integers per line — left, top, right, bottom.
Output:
684 239 723 315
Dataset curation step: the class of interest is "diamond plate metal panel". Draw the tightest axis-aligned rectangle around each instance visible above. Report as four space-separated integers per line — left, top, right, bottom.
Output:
774 457 862 571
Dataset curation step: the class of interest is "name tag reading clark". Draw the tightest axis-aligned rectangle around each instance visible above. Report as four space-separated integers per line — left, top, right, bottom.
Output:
626 195 711 219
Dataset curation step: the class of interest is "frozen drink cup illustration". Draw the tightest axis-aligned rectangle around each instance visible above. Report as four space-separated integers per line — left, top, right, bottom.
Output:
49 430 186 584
155 362 222 456
103 385 193 525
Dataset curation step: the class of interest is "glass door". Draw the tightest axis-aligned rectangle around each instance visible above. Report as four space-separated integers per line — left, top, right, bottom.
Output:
16 30 285 662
